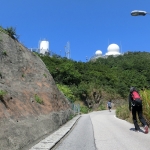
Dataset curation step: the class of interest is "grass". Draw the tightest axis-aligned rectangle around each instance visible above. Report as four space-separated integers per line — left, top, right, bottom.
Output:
32 52 38 56
43 73 47 78
0 90 7 97
140 90 150 125
0 50 8 61
2 51 7 56
116 104 132 122
0 90 9 108
34 94 43 104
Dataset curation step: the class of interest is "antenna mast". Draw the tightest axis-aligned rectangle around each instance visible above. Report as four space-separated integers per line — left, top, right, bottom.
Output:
120 42 122 54
65 41 70 59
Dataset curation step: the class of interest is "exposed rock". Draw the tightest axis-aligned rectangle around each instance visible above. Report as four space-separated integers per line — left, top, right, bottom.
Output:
0 31 73 150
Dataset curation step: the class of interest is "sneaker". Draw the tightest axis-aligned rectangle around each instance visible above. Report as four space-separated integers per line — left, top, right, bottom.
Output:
144 125 149 134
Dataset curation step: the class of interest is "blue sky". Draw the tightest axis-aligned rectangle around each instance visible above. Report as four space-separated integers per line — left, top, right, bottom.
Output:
1 0 150 62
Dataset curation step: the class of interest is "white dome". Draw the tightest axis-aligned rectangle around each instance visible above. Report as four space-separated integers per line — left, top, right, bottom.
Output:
106 43 121 56
107 44 120 52
95 50 102 55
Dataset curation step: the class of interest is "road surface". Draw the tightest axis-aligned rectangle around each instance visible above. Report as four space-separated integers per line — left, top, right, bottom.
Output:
52 114 96 150
52 110 150 150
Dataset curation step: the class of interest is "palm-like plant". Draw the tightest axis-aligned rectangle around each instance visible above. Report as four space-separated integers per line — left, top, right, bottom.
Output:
5 27 19 40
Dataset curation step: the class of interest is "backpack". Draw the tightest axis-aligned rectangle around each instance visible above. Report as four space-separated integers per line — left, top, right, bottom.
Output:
107 101 111 107
131 91 142 106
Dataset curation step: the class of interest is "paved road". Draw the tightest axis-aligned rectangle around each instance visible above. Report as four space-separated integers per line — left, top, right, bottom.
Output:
53 110 150 150
52 114 96 150
90 110 150 150
30 110 150 150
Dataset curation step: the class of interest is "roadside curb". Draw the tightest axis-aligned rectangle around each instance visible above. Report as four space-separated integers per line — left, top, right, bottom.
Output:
29 115 81 150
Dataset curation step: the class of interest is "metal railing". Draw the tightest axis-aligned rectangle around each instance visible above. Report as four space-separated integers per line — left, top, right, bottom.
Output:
70 103 80 115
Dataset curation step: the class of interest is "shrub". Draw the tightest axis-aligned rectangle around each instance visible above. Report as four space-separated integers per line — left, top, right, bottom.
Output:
0 90 9 108
22 74 25 78
34 94 43 104
5 27 19 40
0 90 7 97
140 90 150 125
43 74 47 78
98 104 106 110
116 104 131 121
80 105 89 114
57 84 75 102
2 51 7 56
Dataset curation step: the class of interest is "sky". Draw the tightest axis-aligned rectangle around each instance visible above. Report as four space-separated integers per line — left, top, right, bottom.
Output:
0 0 150 62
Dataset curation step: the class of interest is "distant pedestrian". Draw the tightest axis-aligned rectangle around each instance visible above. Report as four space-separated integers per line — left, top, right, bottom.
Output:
107 100 112 112
129 87 149 134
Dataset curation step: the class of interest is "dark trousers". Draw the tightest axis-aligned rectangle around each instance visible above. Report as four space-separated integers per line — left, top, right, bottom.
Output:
132 105 147 130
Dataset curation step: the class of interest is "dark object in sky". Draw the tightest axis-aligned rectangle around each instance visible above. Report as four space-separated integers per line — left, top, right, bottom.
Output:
131 10 147 16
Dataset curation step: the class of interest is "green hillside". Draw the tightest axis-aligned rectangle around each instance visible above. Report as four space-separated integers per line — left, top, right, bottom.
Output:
39 52 150 123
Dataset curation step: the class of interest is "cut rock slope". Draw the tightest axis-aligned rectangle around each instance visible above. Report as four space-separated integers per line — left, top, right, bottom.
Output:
0 31 73 150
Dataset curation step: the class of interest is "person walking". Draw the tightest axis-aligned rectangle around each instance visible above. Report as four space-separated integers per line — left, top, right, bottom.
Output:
107 100 112 112
129 87 149 134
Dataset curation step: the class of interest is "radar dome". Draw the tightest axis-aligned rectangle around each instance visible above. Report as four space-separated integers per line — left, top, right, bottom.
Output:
107 44 119 52
105 43 121 56
95 50 102 55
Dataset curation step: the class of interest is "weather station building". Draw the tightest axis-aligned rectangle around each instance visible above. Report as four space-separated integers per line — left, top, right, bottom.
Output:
90 43 122 61
29 40 72 59
39 40 50 55
29 39 50 55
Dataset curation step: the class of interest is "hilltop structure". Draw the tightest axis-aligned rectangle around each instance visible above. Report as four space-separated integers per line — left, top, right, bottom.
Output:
105 44 121 56
90 43 122 61
39 40 49 55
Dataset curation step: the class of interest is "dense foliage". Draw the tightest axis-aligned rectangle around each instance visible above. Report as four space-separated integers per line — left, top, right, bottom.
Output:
39 52 150 101
35 51 150 116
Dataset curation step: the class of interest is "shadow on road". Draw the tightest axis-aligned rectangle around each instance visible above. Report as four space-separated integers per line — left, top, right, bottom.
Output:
130 128 145 133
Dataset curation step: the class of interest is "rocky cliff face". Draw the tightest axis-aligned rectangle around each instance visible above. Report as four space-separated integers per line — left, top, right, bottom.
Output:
0 31 73 150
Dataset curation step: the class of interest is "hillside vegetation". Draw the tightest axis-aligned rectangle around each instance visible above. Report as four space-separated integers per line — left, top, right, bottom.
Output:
38 52 150 117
